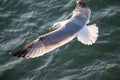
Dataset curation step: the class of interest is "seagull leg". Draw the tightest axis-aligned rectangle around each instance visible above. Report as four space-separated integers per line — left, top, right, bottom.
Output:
49 27 55 31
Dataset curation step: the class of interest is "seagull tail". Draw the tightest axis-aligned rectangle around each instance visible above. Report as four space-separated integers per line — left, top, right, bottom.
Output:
77 24 99 45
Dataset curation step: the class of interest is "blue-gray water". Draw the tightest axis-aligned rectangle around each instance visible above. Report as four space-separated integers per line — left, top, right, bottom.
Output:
0 0 120 80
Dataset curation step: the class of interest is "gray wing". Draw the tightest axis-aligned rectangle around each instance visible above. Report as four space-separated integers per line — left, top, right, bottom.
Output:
11 27 76 58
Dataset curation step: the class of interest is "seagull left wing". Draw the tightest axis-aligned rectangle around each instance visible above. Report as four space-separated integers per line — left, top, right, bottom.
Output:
10 27 76 59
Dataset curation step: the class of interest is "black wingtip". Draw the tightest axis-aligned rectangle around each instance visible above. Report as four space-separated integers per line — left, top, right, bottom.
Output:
10 48 28 58
10 41 35 58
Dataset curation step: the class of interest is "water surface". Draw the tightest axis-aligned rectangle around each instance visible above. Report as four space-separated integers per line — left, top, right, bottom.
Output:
0 0 120 80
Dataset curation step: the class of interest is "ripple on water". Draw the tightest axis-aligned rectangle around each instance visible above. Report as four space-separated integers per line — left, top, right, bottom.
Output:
0 0 120 80
92 6 120 22
0 59 22 77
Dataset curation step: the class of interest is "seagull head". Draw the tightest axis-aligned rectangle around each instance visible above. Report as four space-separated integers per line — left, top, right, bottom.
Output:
76 0 87 8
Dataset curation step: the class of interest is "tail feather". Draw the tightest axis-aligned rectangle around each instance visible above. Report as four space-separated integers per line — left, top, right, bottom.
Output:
77 24 99 45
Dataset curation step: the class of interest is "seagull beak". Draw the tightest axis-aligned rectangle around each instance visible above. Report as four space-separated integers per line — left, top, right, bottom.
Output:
49 27 55 31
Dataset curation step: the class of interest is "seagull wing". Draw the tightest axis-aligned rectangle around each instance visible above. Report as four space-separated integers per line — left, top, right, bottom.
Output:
11 28 76 58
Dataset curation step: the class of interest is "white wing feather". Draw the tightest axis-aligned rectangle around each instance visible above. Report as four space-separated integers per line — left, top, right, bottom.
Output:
77 24 98 45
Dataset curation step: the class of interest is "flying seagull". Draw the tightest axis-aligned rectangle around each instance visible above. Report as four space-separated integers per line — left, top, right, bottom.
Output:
10 0 99 59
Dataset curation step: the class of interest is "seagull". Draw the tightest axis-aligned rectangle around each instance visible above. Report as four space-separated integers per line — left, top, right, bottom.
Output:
10 0 99 59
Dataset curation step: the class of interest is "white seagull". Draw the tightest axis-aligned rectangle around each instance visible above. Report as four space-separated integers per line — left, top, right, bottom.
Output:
11 0 99 58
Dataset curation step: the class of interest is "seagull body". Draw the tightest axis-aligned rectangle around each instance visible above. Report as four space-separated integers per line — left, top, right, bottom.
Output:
11 0 98 58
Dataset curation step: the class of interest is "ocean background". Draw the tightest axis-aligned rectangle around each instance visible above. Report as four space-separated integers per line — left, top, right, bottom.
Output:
0 0 120 80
